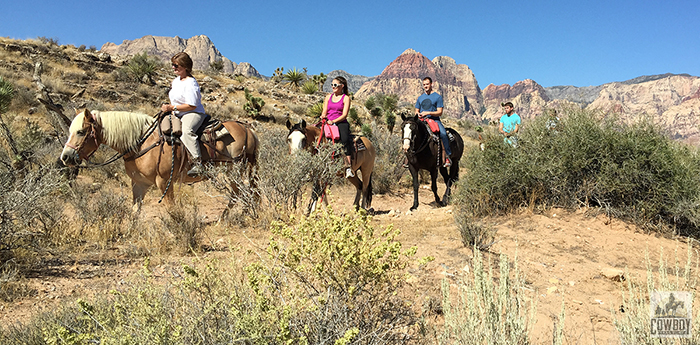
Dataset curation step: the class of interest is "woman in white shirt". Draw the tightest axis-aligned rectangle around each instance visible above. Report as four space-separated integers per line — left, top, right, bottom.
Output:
161 52 206 176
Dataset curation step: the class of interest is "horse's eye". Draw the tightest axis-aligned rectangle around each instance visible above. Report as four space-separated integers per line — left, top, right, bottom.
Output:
77 129 86 135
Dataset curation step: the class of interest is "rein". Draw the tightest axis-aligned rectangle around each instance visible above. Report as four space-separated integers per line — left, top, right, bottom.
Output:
80 112 162 168
405 119 431 154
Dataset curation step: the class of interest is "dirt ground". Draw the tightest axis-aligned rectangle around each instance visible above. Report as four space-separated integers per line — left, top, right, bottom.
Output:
1 177 698 344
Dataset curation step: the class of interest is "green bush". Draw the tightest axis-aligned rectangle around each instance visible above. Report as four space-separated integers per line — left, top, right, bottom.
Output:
306 102 323 118
301 80 318 94
453 107 700 237
0 211 421 345
249 209 419 343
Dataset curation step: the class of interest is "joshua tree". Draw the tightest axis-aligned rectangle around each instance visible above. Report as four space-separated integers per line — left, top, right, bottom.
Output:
312 73 328 89
271 67 285 83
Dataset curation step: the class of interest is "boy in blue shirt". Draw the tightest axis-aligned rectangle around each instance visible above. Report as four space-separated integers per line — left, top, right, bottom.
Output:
499 102 521 147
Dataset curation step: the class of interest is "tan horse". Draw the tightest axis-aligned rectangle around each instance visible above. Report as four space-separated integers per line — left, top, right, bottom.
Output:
286 119 375 212
60 109 258 212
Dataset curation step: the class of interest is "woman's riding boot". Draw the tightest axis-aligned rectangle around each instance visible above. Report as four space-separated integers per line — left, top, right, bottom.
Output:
187 158 205 177
344 156 354 178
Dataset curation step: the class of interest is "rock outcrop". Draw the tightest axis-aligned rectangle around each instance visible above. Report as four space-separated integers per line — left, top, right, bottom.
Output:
355 49 482 119
481 79 550 122
100 35 261 78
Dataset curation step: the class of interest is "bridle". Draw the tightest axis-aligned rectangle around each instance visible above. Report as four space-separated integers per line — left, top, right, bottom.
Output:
402 119 431 154
65 111 161 167
65 112 101 161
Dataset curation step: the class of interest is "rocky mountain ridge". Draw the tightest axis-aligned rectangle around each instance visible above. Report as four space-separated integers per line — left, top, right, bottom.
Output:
101 35 261 78
355 49 482 119
345 49 699 143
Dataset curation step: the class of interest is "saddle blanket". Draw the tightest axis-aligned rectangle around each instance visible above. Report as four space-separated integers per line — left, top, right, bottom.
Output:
200 122 229 142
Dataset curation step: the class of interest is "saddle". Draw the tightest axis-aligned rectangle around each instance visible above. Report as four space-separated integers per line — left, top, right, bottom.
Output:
420 119 456 143
159 113 230 146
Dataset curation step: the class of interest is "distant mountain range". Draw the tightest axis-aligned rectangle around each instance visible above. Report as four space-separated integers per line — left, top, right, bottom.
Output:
101 35 261 78
98 36 700 143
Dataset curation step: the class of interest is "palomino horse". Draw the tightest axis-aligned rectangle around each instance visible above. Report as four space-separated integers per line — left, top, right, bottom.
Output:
400 113 464 211
286 119 375 212
60 109 258 212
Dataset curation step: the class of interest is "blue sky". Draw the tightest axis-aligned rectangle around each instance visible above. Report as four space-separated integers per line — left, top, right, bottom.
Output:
2 0 698 88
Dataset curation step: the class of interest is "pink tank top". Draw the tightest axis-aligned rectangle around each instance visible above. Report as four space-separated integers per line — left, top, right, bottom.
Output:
327 94 346 122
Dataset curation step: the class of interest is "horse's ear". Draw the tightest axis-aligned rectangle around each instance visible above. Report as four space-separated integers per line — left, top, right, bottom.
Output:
75 108 80 115
301 119 306 128
401 112 407 121
286 119 292 130
84 109 94 123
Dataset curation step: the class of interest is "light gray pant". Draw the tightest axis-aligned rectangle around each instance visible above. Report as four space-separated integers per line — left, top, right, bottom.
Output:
179 112 206 159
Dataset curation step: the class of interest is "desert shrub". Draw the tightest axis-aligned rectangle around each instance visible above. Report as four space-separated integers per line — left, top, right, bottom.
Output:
370 122 406 195
209 60 224 73
234 74 246 83
289 103 306 115
67 182 132 244
0 211 420 345
453 107 700 237
37 36 59 46
306 101 323 118
207 127 343 224
125 52 161 83
455 213 495 251
613 243 699 344
0 262 275 345
248 209 420 343
439 249 536 345
159 199 204 254
348 107 362 128
301 80 318 94
0 165 66 263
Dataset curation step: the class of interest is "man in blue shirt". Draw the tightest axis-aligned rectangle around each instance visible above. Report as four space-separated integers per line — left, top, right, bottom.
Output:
499 102 521 147
416 77 452 167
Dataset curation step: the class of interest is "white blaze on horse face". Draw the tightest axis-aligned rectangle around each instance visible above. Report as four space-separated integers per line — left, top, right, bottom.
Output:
288 131 306 153
402 124 412 151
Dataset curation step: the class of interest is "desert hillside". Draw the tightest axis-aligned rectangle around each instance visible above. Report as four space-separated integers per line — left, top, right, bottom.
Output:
0 37 698 344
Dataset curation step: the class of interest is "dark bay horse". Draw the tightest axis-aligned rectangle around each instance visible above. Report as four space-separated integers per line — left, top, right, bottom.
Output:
400 114 464 211
60 109 258 212
286 119 375 212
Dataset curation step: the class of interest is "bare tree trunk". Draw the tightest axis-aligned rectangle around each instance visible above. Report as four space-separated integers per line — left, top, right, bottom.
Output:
33 61 78 179
33 61 72 140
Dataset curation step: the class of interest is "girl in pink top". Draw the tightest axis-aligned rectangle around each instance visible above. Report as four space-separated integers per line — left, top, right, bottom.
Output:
320 76 354 178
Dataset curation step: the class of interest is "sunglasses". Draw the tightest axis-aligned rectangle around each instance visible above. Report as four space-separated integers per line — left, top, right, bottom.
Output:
172 63 180 68
331 83 342 88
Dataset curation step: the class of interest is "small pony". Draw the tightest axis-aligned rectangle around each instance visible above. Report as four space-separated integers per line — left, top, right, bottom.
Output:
286 119 375 213
60 109 258 213
400 113 464 210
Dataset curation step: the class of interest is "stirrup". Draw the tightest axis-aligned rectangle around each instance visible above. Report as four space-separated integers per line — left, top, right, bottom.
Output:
187 162 204 177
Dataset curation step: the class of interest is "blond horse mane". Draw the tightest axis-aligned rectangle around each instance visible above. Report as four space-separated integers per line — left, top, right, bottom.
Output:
71 110 155 152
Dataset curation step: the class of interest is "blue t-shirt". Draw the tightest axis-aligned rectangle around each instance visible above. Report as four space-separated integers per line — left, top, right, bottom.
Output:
415 92 444 116
500 113 521 134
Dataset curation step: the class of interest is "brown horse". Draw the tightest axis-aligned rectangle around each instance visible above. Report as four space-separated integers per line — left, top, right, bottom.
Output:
60 109 258 212
286 119 375 212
